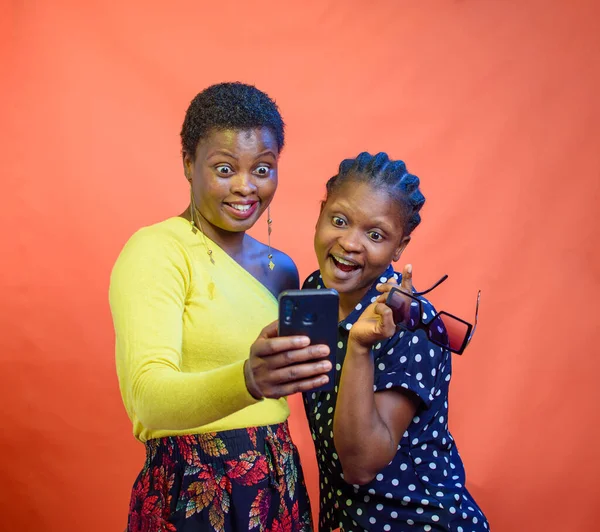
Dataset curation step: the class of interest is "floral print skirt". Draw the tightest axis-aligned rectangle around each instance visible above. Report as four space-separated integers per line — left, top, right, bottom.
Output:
127 422 313 532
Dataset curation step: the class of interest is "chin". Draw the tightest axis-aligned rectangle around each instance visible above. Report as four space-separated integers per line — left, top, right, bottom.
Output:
220 217 257 233
319 272 352 293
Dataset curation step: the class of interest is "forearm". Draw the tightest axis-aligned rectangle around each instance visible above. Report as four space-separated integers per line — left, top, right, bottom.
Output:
131 359 259 430
334 340 397 484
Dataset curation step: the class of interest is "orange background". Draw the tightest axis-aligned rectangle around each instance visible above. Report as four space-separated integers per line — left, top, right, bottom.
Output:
2 1 600 530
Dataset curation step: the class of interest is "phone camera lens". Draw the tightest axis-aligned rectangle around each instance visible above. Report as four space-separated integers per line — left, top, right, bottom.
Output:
302 312 317 325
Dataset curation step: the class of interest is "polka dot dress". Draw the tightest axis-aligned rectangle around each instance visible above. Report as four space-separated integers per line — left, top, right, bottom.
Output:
302 266 489 532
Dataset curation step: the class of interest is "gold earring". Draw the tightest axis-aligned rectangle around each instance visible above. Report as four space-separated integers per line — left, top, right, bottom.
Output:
267 206 274 271
190 188 215 265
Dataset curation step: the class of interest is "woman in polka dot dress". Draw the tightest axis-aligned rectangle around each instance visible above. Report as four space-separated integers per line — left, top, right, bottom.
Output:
302 152 489 531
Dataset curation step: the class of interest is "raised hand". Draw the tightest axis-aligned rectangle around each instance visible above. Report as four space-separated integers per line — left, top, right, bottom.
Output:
375 263 413 303
349 264 415 348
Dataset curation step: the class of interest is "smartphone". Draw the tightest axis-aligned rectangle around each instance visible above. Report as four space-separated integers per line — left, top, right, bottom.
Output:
278 288 339 392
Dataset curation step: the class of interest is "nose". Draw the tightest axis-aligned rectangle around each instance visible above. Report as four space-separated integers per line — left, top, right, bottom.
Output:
231 171 257 196
338 229 362 253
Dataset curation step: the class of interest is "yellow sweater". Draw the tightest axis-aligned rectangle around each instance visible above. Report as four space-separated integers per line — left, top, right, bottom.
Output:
109 217 289 442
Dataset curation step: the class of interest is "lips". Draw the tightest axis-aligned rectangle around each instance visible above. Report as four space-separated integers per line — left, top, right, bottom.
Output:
223 201 259 220
330 254 360 273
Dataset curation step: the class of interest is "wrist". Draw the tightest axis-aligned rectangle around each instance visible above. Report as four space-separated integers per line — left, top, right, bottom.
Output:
347 335 373 354
243 360 264 401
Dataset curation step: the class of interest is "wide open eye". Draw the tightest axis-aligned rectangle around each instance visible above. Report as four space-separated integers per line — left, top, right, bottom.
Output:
368 231 383 242
215 165 233 176
332 216 347 227
254 164 271 177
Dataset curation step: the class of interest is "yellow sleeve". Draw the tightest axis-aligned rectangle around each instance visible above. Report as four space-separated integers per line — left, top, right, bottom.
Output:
109 228 259 431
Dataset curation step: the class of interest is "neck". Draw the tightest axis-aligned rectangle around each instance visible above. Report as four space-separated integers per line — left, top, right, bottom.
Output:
181 205 246 258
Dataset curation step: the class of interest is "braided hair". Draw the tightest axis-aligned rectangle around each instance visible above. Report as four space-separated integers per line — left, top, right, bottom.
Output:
180 82 285 159
324 152 426 235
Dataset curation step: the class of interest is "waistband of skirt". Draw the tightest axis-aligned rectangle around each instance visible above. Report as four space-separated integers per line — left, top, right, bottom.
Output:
143 421 293 462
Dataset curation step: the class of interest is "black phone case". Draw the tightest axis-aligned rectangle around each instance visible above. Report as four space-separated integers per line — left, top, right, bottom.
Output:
278 288 339 392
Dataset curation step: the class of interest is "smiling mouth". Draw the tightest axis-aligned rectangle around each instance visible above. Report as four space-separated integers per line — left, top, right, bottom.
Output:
223 201 259 219
227 203 253 212
330 254 360 273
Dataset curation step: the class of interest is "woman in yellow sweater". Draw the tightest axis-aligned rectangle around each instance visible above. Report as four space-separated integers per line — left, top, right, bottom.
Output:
109 83 331 531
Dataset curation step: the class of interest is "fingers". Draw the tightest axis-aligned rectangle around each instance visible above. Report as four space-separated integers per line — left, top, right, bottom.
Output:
265 374 331 399
260 320 280 339
269 358 332 386
249 335 333 399
267 344 331 370
374 302 397 337
376 276 398 294
375 265 413 304
253 334 311 356
401 263 413 293
375 265 413 293
250 348 333 399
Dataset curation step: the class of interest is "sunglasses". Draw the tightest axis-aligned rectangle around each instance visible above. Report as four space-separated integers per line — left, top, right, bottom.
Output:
385 275 480 355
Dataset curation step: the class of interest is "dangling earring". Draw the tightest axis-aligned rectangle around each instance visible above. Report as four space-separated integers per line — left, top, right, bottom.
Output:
190 187 215 265
267 206 274 271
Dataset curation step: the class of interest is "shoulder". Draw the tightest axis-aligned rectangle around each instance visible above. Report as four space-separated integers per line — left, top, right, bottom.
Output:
111 218 191 281
248 238 299 292
302 270 321 289
271 248 300 290
415 294 440 327
272 247 299 291
119 218 189 256
378 319 445 367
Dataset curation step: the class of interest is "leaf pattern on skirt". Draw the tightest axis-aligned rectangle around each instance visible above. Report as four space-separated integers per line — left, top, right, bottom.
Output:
199 432 228 457
226 451 269 486
249 488 271 531
247 426 258 447
127 423 312 532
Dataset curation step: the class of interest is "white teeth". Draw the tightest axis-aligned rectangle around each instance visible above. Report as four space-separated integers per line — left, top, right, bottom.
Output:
333 255 356 266
230 204 251 212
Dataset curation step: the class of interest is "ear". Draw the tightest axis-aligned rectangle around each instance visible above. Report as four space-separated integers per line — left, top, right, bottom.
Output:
393 236 411 262
182 151 193 183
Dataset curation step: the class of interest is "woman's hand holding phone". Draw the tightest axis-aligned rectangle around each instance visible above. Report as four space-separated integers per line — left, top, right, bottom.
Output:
244 320 332 400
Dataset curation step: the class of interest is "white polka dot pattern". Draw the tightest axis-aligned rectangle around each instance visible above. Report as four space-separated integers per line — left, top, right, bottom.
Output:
302 267 489 531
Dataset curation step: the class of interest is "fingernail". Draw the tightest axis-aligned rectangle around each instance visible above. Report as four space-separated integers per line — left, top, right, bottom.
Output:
319 346 330 356
295 336 310 346
407 264 412 274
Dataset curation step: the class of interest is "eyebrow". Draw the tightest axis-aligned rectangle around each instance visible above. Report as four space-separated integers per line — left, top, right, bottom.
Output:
206 149 278 160
370 220 395 233
206 149 238 160
358 217 394 233
254 149 278 160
